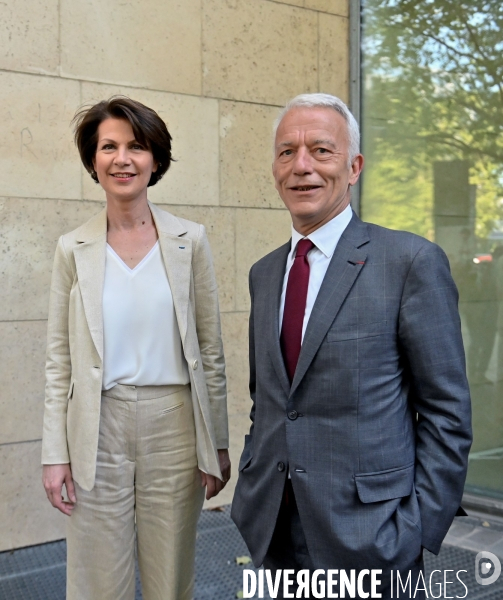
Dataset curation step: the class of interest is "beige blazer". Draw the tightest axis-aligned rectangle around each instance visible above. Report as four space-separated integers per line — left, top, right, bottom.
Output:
42 202 228 491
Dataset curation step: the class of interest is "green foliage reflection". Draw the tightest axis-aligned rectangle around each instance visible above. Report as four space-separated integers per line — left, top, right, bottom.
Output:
361 0 503 241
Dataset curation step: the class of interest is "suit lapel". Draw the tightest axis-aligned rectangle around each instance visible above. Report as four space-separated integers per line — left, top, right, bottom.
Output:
265 243 291 397
73 209 107 361
150 203 191 345
158 232 192 344
290 216 370 396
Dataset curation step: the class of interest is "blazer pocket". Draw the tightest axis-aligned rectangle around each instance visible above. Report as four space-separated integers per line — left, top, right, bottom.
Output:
327 320 388 342
238 436 253 472
355 463 414 504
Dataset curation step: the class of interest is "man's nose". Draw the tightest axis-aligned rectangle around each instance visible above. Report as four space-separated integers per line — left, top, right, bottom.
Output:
292 148 313 175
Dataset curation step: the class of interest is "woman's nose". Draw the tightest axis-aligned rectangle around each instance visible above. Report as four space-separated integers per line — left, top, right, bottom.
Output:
114 146 131 165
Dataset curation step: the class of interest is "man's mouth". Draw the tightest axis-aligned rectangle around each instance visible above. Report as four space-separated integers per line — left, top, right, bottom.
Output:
291 185 321 191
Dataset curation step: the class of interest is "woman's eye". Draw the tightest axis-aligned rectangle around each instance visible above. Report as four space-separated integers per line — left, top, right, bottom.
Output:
131 143 144 150
102 144 114 150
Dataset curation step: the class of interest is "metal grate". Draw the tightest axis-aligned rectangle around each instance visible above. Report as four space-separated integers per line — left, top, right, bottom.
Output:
424 545 503 600
1 506 503 599
194 507 265 600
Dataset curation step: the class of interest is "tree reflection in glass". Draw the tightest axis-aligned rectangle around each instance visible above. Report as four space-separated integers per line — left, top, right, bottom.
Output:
361 0 503 499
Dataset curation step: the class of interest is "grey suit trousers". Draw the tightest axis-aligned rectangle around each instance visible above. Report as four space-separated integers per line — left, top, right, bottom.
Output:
66 383 204 600
263 481 425 600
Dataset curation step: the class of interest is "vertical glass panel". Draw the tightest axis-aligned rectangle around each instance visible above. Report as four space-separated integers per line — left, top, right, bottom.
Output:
361 1 503 499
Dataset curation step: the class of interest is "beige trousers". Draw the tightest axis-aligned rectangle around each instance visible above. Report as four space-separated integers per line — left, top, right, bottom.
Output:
66 383 204 600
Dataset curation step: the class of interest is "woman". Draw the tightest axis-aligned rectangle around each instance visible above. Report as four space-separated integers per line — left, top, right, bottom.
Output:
41 96 230 600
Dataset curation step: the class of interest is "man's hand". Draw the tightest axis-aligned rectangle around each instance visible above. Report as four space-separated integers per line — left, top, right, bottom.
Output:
42 464 76 516
199 449 231 501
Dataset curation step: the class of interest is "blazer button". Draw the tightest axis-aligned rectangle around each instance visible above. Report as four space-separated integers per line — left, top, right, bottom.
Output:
192 360 198 370
288 410 298 420
277 462 285 472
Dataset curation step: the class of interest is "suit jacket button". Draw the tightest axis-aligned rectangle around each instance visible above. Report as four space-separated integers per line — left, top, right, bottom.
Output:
288 410 298 420
192 360 198 370
277 462 285 472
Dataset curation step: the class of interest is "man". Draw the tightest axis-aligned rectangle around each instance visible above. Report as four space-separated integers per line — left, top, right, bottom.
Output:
231 94 472 599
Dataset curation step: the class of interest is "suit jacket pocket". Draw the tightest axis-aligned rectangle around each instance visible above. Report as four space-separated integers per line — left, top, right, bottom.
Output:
326 320 388 342
355 463 414 503
238 435 253 472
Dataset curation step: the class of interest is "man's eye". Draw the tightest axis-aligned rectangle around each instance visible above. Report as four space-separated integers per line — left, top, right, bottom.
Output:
316 148 329 154
280 149 293 156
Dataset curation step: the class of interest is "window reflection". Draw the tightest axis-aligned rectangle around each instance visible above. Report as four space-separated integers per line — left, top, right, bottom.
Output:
361 0 503 499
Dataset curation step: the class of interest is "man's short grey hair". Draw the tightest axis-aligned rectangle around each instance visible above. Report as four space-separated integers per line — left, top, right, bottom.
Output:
273 93 360 166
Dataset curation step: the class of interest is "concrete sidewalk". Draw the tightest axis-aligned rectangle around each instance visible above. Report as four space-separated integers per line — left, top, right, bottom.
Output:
1 507 502 599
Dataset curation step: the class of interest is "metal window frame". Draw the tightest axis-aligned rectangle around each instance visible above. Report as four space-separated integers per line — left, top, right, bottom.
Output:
349 0 362 216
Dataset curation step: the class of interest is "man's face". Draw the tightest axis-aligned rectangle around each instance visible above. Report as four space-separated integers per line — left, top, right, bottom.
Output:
272 107 363 234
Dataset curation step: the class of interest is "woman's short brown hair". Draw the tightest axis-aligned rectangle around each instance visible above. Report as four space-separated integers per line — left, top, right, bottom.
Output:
73 96 173 187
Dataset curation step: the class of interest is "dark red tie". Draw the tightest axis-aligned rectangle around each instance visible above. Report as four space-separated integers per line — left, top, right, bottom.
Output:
281 238 315 382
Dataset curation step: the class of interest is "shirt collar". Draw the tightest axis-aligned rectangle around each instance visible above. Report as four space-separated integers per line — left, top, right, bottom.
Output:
290 204 353 259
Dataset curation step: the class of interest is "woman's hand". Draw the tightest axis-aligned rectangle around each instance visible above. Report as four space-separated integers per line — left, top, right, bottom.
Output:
199 449 231 500
42 464 76 516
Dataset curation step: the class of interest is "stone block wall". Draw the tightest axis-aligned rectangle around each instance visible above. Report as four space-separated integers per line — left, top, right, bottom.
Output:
0 0 349 550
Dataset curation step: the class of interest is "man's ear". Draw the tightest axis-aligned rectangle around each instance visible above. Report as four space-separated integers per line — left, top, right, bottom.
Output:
349 154 364 186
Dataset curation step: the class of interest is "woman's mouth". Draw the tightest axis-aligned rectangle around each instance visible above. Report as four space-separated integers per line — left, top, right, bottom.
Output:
111 173 136 180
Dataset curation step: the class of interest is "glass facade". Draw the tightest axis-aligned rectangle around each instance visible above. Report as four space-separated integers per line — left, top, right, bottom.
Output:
360 1 503 499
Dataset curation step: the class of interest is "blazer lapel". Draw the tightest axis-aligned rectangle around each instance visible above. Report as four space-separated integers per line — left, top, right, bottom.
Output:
150 203 191 345
73 209 107 362
290 216 370 396
158 233 192 344
265 243 292 397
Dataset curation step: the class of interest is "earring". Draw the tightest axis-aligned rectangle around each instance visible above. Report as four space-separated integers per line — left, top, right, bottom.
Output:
91 169 97 178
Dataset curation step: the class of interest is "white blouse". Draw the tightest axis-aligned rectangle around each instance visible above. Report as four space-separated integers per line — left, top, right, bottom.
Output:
102 241 190 390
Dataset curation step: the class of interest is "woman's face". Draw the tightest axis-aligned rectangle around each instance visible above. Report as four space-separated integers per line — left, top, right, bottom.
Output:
93 118 157 203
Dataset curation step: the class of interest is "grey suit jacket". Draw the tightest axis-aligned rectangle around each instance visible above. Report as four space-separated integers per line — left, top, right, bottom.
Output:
231 213 472 576
42 202 228 490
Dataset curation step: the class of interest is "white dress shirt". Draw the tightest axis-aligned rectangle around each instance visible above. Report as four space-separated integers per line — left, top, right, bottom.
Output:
279 204 353 338
102 241 190 390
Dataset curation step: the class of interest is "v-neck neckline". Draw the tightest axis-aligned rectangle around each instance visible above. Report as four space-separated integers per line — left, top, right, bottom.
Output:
106 241 159 274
